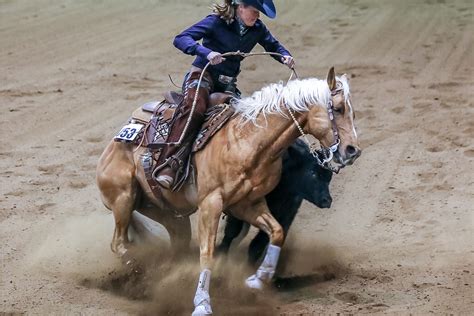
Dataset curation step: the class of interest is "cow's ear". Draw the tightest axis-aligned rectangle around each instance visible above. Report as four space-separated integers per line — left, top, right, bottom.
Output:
287 139 310 161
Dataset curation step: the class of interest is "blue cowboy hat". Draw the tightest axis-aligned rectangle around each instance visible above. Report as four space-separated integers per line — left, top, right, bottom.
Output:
234 0 277 19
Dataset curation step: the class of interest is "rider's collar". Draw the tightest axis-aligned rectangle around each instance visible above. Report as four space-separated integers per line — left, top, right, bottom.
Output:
235 16 250 36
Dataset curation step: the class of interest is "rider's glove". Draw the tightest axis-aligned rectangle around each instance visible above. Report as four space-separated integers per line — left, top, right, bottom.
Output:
207 51 226 65
281 55 295 69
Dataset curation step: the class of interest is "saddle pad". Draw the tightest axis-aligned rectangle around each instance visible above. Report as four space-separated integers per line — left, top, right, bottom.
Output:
131 103 159 124
192 103 235 152
130 99 173 124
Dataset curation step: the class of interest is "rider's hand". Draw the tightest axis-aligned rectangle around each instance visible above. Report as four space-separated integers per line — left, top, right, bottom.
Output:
207 51 226 65
282 55 295 69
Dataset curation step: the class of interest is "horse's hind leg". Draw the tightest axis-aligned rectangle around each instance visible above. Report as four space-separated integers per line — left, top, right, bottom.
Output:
160 215 192 260
132 205 192 261
96 147 137 261
110 193 135 256
110 189 149 275
97 141 144 276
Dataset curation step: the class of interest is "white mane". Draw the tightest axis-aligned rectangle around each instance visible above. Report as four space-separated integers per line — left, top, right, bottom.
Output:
232 76 350 125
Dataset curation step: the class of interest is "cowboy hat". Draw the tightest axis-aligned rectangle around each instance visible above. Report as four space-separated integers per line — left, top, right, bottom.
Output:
233 0 276 19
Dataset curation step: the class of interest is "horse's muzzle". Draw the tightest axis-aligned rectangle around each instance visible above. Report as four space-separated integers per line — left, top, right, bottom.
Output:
335 145 361 166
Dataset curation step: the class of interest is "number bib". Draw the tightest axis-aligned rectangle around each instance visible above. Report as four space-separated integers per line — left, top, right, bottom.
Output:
114 123 144 142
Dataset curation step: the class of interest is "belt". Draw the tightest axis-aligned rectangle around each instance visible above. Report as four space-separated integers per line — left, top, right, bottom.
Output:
218 74 236 85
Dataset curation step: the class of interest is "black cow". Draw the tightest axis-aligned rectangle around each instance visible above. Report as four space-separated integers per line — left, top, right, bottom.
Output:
217 139 333 264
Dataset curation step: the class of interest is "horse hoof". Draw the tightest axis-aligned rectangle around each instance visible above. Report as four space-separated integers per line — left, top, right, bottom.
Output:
191 304 213 316
245 274 264 290
124 257 143 275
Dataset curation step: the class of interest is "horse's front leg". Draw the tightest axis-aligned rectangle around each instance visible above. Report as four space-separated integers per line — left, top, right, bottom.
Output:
236 199 285 290
247 196 301 264
192 191 223 316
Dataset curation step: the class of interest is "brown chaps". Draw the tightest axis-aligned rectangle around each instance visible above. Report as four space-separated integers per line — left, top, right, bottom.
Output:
155 71 213 183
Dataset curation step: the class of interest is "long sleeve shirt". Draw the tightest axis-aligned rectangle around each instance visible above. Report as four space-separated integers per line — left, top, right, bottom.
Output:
173 14 291 78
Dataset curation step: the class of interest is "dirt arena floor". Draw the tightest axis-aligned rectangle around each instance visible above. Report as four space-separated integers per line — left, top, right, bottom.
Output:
1 0 473 314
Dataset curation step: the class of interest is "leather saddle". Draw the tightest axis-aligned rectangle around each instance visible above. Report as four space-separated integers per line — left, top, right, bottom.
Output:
130 91 234 151
127 91 234 195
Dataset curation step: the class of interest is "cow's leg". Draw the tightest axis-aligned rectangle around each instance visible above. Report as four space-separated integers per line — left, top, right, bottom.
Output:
192 190 223 316
216 215 244 255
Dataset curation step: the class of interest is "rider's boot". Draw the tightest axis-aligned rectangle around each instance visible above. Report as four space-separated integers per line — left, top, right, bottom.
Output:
156 71 212 189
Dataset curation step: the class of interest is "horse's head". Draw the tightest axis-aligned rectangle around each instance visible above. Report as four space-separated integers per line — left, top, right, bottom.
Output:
305 67 361 168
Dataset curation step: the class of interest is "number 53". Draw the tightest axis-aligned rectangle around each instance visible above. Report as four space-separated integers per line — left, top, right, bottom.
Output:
119 128 136 139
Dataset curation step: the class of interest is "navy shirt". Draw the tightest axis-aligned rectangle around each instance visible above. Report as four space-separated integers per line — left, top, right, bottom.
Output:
173 14 291 78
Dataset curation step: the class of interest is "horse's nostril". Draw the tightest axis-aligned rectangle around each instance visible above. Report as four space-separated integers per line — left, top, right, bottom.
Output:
346 145 361 159
346 145 357 157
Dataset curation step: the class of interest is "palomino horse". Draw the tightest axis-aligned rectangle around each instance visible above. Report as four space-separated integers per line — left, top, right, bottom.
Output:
96 67 360 315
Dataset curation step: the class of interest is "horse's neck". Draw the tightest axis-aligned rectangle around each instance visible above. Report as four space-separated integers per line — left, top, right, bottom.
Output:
231 111 306 161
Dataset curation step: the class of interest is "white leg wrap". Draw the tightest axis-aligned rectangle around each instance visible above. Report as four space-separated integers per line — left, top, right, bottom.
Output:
245 244 281 290
192 269 212 315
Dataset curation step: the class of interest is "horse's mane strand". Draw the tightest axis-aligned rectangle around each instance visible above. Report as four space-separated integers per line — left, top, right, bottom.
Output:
232 77 348 125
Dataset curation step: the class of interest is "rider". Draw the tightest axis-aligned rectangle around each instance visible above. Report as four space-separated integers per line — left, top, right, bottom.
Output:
156 0 295 189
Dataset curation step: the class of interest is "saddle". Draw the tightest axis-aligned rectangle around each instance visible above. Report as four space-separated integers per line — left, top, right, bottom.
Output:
126 91 234 196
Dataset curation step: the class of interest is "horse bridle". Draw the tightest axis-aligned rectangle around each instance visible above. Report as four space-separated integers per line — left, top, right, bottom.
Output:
285 86 343 174
317 89 343 172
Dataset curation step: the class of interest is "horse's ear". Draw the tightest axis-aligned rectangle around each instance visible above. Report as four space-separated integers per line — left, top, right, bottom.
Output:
327 67 336 91
341 73 349 82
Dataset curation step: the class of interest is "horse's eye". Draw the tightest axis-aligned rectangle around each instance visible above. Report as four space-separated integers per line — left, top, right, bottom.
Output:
333 107 343 114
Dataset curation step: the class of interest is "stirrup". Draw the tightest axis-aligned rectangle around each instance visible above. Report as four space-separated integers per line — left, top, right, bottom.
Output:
154 165 176 189
156 174 174 189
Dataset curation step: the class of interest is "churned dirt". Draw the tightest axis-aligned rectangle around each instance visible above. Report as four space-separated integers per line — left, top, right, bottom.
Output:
1 0 473 314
